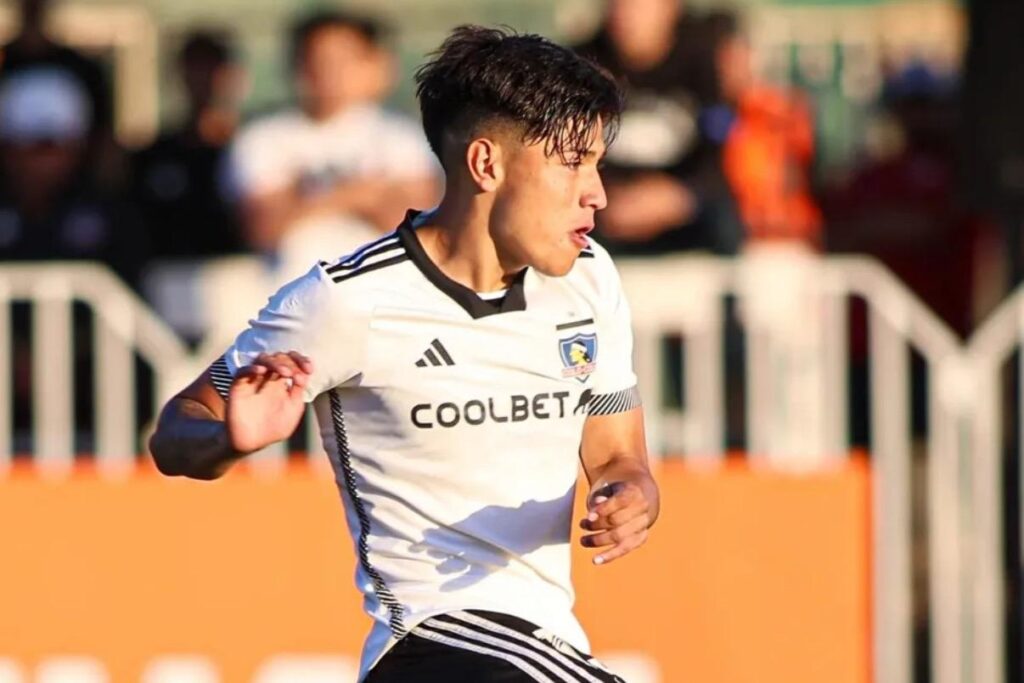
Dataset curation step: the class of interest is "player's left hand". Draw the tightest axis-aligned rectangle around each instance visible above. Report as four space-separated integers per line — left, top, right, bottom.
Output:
579 481 653 566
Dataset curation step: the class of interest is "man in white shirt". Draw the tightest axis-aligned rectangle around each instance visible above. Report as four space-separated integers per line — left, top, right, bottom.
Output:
229 10 439 279
152 25 658 683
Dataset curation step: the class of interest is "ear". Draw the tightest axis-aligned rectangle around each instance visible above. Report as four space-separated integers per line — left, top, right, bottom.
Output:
465 137 504 192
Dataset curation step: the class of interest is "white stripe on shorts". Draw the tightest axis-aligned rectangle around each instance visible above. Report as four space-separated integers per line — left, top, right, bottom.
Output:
422 617 583 683
445 611 605 683
412 622 554 682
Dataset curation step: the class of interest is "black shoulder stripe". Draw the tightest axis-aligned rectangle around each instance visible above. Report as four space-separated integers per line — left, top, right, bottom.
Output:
331 253 410 283
578 250 596 259
326 240 405 274
344 231 398 260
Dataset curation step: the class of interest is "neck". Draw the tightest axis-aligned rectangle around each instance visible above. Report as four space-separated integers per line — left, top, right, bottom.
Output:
415 193 521 293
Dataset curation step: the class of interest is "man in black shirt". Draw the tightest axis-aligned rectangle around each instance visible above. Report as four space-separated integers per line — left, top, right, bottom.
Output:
132 30 247 259
575 0 741 256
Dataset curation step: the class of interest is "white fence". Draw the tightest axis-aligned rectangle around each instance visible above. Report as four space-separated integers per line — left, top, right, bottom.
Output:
0 253 1019 683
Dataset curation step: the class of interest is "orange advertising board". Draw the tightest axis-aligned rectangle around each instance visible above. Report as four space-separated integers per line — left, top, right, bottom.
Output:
0 459 869 682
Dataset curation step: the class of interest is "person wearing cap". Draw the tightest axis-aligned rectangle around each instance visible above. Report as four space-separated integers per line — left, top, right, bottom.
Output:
0 66 147 287
0 65 147 455
0 0 118 185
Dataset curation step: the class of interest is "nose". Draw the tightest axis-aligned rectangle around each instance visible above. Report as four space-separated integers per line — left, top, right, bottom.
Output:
582 167 608 212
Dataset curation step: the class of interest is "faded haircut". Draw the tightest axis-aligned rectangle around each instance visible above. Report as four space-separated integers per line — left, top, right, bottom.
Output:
414 25 623 168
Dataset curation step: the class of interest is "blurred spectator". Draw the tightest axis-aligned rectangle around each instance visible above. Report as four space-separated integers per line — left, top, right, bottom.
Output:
228 9 439 278
0 0 119 187
132 29 246 260
707 12 821 247
824 61 977 337
0 67 147 289
962 0 1024 291
575 0 741 256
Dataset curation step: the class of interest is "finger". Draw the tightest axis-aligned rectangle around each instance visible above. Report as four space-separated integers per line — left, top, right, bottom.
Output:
259 356 301 378
286 351 314 374
235 364 267 379
579 500 649 531
583 484 640 525
587 481 625 508
252 352 306 377
286 374 307 399
262 356 309 387
580 515 649 549
593 528 649 566
230 366 268 393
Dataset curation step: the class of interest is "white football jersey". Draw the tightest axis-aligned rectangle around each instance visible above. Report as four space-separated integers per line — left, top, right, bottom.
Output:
212 211 640 680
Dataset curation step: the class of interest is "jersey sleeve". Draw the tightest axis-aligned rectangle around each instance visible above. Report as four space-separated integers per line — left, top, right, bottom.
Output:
212 263 361 402
586 247 642 415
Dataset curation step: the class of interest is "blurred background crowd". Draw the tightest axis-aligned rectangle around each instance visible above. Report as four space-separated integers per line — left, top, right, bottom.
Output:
0 0 1011 336
2 0 1022 448
4 2 1024 679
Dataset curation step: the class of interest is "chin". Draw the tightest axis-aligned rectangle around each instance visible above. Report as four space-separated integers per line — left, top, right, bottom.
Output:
532 253 577 278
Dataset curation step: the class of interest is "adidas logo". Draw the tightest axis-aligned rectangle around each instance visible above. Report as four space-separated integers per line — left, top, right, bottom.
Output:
415 339 455 367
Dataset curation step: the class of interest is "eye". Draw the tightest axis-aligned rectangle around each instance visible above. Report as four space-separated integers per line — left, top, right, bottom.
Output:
565 159 583 170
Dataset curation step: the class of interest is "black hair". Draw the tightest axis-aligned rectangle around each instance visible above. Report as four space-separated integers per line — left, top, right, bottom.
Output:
179 29 235 67
288 9 385 69
414 25 623 167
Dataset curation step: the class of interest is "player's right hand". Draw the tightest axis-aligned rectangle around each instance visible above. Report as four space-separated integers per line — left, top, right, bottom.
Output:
226 351 313 454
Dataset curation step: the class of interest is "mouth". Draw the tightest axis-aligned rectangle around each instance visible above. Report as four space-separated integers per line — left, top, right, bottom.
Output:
570 225 593 248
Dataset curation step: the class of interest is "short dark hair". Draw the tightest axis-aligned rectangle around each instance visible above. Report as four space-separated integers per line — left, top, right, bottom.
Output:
414 25 623 167
179 29 235 68
288 9 385 68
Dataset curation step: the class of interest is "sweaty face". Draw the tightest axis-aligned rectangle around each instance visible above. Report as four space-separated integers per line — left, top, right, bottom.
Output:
489 122 608 277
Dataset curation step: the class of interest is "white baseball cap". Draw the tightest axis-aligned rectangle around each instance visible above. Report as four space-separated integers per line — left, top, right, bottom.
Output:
0 66 91 143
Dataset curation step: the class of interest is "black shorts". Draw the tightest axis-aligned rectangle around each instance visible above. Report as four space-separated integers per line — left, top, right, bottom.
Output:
364 610 627 682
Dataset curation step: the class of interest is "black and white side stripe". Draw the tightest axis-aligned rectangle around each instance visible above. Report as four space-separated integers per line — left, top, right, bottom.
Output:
587 386 641 416
321 234 409 283
209 356 233 400
412 612 622 682
327 390 407 637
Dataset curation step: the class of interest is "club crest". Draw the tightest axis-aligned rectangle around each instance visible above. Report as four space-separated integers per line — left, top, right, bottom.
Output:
559 332 598 382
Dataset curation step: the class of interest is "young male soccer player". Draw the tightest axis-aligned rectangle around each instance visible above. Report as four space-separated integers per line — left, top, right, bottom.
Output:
150 25 659 683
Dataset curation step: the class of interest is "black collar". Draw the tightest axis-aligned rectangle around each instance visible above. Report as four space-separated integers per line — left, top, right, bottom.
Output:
397 210 528 319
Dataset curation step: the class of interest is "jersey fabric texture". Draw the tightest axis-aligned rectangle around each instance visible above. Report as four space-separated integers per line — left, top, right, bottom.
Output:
364 610 626 682
217 210 640 681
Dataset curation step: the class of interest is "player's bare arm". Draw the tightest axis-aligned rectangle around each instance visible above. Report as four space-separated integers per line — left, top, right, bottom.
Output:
149 352 312 480
578 406 660 566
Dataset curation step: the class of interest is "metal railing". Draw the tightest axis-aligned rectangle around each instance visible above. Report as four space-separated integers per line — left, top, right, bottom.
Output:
1 254 1017 683
617 245 968 683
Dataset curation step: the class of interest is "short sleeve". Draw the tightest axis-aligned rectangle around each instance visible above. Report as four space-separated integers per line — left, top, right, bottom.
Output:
586 253 641 416
214 264 360 402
